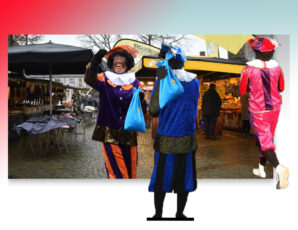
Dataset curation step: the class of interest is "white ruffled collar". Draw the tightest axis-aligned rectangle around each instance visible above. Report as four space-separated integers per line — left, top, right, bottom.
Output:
104 71 136 85
172 69 197 82
247 59 279 68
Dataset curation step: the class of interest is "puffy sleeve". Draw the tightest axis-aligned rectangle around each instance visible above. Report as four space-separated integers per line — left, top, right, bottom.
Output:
148 66 167 117
149 79 160 117
239 67 249 95
84 63 106 91
278 67 285 92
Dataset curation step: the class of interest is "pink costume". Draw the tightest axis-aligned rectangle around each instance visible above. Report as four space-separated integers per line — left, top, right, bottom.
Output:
239 59 285 154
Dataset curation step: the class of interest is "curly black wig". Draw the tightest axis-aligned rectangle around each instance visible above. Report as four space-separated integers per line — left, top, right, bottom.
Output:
168 58 184 69
158 50 184 69
107 50 135 72
254 50 274 61
158 50 167 59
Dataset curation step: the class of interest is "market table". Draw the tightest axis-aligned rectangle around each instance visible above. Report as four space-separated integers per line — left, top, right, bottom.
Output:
15 115 77 157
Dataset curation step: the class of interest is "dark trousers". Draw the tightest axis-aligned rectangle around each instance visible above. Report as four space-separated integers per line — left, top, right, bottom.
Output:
204 115 218 138
260 149 279 168
242 120 250 135
154 191 189 218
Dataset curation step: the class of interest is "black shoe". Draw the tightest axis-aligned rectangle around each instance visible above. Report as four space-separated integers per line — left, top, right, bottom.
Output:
176 213 187 219
210 137 217 140
205 136 210 139
152 214 162 219
276 181 280 189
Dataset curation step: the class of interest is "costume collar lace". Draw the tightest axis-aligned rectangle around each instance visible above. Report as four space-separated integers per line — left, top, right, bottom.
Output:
104 71 136 85
172 69 197 82
247 59 279 68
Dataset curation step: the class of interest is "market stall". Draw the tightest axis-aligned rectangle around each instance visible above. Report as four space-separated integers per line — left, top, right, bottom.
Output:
198 77 242 132
8 74 71 140
134 55 247 135
9 74 69 114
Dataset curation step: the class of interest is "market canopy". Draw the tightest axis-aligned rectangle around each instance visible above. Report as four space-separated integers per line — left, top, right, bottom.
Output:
8 42 93 75
8 42 93 114
135 55 247 82
196 35 254 55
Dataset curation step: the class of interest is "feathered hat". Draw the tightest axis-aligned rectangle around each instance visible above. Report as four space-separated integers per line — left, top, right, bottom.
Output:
247 37 280 52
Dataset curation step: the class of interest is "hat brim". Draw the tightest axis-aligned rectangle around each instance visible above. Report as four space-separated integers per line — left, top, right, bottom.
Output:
104 45 138 59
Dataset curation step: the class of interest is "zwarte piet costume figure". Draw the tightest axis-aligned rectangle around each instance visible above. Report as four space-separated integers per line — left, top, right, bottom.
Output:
148 44 199 219
239 37 289 189
84 45 142 179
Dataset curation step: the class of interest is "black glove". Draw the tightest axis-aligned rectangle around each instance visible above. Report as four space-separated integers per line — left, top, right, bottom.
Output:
156 66 167 80
90 49 108 73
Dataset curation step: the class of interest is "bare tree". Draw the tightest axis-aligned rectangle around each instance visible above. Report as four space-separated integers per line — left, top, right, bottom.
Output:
79 35 122 51
137 34 159 46
8 35 44 46
136 34 185 46
79 34 186 51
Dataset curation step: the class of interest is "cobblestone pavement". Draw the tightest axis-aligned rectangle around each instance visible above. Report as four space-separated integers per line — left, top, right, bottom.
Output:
196 130 273 179
8 123 273 179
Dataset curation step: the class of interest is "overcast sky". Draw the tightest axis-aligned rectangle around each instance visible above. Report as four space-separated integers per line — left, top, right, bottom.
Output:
42 35 83 46
41 34 227 58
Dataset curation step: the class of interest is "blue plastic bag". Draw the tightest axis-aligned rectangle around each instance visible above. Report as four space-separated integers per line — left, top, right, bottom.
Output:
124 87 146 133
158 52 184 109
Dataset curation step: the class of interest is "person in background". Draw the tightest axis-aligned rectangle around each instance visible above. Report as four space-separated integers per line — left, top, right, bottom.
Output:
87 94 93 106
240 92 250 137
202 84 222 140
239 37 289 189
69 99 73 112
84 45 141 179
148 44 199 219
139 91 148 115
